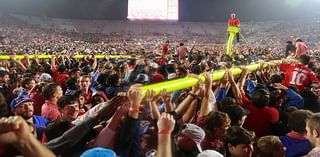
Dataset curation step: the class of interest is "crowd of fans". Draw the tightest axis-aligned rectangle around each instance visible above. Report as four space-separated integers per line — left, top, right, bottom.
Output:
1 14 320 157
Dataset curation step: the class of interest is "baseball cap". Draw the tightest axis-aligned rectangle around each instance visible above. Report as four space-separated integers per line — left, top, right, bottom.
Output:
104 62 113 69
168 73 177 80
151 73 165 83
80 147 116 157
81 65 92 75
181 123 205 152
10 96 32 108
197 150 224 157
150 62 159 69
40 73 52 82
92 91 108 101
134 73 149 84
168 59 176 64
221 104 250 125
12 87 24 96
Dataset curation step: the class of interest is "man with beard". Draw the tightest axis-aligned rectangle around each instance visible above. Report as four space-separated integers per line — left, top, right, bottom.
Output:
11 96 49 139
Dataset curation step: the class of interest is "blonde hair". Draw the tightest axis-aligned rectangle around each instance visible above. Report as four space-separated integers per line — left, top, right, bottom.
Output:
307 114 320 133
257 136 282 157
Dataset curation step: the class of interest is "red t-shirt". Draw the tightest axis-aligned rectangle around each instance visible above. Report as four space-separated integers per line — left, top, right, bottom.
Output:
197 116 224 152
41 100 61 122
158 58 166 65
280 63 319 92
30 92 45 116
162 44 169 55
177 46 188 58
241 93 279 138
295 42 308 57
152 72 165 83
228 18 240 27
51 67 69 90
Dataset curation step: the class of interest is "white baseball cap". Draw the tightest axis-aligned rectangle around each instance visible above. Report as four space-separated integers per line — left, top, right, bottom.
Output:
197 150 224 157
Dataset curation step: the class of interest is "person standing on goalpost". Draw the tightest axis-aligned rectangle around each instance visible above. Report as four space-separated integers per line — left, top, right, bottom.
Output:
228 13 241 43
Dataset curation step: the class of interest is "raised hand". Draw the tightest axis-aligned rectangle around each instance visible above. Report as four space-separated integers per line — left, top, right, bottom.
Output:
227 70 236 84
145 90 161 103
157 113 175 157
0 116 56 157
127 87 143 118
240 66 250 77
34 55 40 64
10 53 16 61
0 116 32 145
160 89 171 104
127 87 144 108
188 73 204 89
281 58 288 64
190 85 202 96
220 70 230 87
204 72 212 86
157 113 175 134
24 53 29 60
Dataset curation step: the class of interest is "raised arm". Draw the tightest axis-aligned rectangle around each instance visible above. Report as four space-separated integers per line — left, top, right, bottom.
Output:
228 70 242 104
91 55 98 70
237 68 249 94
127 88 143 119
60 55 66 66
175 87 199 116
199 72 213 117
256 63 269 85
295 43 300 58
22 54 31 68
157 113 175 157
145 90 161 120
93 102 130 149
0 116 56 157
10 54 27 72
106 101 130 132
273 83 304 109
182 98 198 123
34 55 40 66
51 55 56 69
176 74 204 116
115 88 143 157
216 71 230 102
47 97 127 155
161 89 174 113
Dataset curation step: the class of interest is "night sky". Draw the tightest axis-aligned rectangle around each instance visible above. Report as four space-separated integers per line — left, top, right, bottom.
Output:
0 0 319 22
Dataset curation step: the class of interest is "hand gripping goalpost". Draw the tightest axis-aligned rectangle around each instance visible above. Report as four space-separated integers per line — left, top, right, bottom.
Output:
141 61 279 95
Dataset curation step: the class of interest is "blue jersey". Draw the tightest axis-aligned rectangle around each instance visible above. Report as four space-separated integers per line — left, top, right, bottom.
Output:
33 115 49 139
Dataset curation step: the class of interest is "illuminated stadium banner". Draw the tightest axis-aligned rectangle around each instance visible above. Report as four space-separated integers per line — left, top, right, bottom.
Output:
127 0 179 20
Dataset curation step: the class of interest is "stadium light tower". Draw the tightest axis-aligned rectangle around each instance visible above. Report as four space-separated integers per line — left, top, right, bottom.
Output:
167 0 178 20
